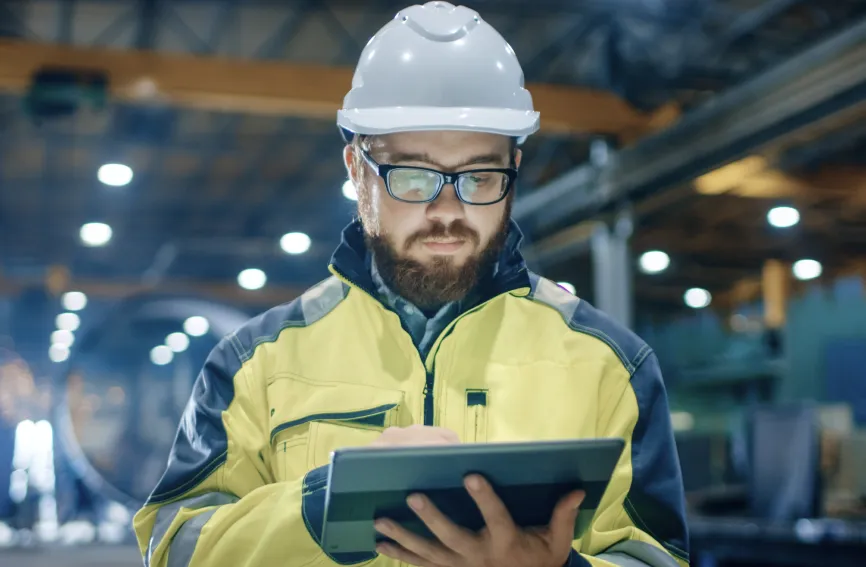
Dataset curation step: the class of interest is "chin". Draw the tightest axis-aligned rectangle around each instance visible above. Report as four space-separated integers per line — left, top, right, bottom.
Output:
415 250 470 266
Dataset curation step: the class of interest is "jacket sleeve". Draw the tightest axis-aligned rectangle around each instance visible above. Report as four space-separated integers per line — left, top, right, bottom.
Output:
132 338 361 567
568 349 690 567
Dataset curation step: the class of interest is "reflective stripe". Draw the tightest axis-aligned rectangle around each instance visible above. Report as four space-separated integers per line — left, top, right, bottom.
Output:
600 540 680 567
167 508 220 567
301 276 348 326
596 551 652 566
528 275 581 324
147 492 237 567
235 276 348 363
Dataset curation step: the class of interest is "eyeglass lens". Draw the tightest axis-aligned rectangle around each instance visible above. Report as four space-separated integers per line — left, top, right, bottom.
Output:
387 169 508 204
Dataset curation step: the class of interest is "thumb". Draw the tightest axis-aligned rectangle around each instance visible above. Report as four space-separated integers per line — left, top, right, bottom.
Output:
439 428 461 444
548 490 585 548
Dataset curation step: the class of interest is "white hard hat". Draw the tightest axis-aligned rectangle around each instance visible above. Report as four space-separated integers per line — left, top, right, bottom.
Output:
337 1 539 144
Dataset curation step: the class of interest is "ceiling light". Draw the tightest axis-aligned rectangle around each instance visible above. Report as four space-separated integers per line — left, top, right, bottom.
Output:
166 332 190 353
792 259 822 281
49 344 70 363
79 222 113 247
183 316 209 337
639 250 670 274
670 411 695 432
238 268 267 290
61 291 88 311
97 163 133 187
684 288 712 309
51 330 75 348
150 345 173 366
557 281 576 294
342 179 358 201
56 312 81 332
768 206 800 228
280 232 311 255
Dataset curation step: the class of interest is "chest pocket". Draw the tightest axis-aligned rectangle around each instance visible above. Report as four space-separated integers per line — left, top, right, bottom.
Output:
442 360 600 445
464 390 489 443
268 377 404 481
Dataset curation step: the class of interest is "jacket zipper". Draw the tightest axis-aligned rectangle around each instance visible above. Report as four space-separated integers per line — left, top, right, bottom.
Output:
465 391 488 443
329 266 432 421
420 289 529 426
329 264 531 428
423 373 435 426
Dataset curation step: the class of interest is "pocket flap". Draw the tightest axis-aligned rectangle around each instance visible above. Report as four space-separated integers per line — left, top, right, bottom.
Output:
268 377 404 441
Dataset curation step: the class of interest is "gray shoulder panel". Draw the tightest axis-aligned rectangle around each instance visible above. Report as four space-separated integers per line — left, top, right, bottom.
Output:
526 272 651 374
601 540 680 567
528 273 582 323
232 276 349 362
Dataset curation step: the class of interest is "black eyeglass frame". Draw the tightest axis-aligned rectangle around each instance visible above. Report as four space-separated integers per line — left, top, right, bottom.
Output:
359 149 518 206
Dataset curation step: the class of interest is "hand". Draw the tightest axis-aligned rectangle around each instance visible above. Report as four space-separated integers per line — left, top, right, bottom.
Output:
375 474 584 567
371 424 460 447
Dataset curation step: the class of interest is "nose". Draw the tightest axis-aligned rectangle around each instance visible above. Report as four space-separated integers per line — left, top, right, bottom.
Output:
426 182 465 225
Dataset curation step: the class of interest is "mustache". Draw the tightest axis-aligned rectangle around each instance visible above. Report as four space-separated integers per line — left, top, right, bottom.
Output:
406 222 479 248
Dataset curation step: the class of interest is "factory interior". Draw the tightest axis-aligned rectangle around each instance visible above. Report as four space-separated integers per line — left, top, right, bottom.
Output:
1 0 866 566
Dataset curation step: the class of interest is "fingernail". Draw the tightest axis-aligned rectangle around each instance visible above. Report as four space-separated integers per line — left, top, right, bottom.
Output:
465 475 481 491
407 495 424 510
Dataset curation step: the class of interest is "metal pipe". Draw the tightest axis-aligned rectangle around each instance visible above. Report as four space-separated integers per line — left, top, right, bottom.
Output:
515 15 866 235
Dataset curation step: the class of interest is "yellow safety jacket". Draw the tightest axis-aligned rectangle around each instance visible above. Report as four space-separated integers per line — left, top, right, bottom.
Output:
134 221 689 567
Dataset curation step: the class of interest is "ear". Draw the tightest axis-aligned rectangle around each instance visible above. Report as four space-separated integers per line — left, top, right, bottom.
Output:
513 148 523 169
343 144 357 184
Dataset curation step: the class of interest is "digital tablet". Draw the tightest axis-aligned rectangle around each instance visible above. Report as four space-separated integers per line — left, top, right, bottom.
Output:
320 438 625 555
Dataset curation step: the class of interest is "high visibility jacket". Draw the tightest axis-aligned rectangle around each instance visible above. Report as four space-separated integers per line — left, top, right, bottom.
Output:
133 221 689 567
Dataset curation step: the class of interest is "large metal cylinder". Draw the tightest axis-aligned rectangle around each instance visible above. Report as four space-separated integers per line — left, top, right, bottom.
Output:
53 295 251 510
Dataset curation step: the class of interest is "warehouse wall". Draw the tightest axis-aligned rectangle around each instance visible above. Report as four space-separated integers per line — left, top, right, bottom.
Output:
641 275 866 426
786 276 866 419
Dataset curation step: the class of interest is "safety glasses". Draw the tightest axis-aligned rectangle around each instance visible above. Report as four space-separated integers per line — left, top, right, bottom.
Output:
360 150 517 205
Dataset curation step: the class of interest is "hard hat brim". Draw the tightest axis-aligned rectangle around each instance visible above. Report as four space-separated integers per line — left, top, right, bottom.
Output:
337 107 540 138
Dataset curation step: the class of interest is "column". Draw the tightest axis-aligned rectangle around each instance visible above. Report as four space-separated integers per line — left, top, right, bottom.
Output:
762 259 788 357
591 210 634 329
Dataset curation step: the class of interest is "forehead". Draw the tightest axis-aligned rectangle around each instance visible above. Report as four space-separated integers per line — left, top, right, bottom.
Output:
369 131 511 165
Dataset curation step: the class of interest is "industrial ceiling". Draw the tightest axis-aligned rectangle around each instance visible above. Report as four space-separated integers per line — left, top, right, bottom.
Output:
1 0 865 319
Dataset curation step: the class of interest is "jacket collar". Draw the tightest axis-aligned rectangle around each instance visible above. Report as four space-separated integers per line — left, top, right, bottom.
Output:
329 218 531 302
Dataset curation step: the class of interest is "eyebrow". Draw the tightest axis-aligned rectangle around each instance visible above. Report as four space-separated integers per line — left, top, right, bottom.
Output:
384 151 509 170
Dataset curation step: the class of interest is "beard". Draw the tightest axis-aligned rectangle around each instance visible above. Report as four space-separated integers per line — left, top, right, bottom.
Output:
361 198 512 311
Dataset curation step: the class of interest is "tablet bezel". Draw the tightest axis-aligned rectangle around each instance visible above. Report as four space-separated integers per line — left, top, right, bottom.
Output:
321 438 625 555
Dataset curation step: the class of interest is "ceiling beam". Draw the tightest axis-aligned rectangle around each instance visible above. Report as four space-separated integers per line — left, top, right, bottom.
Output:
525 159 866 269
0 38 666 137
514 13 866 229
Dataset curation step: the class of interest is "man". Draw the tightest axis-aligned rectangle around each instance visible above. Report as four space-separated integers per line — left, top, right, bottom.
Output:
133 3 689 567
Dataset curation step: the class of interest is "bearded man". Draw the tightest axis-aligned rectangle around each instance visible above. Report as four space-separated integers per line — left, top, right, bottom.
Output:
133 3 689 567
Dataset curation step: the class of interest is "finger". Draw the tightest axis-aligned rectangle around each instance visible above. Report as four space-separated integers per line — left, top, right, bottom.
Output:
547 490 585 548
406 494 476 555
464 475 517 539
439 428 460 444
376 542 442 567
370 427 401 446
374 518 454 566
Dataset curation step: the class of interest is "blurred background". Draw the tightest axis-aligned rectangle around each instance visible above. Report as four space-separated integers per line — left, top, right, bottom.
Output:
1 0 865 566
